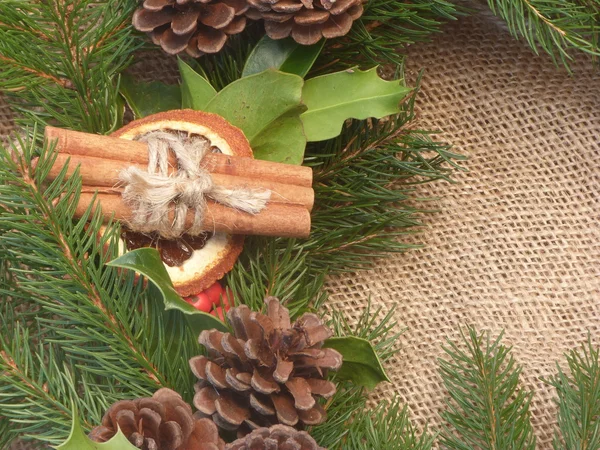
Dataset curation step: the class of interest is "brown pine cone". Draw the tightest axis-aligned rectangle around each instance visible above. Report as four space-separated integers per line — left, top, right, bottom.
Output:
132 0 249 57
245 0 364 45
89 388 226 450
189 297 342 433
225 425 326 449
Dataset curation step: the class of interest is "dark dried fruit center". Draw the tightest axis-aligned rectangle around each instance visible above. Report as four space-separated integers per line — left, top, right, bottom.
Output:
122 228 213 267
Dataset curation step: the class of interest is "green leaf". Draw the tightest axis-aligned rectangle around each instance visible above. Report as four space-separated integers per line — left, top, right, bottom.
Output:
55 414 137 450
204 70 307 164
120 74 181 119
108 248 227 333
251 108 306 165
178 58 217 110
324 336 391 390
242 36 324 78
301 67 412 142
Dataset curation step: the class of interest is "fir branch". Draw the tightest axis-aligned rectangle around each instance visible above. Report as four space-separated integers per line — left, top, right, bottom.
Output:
308 382 368 449
327 300 403 363
319 0 464 68
225 237 328 317
546 337 600 450
345 398 435 450
439 327 536 450
310 385 434 450
0 0 141 133
0 133 199 443
487 0 600 68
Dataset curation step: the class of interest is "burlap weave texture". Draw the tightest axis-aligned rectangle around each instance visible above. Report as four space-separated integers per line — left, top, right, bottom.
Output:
2 7 599 450
326 9 600 449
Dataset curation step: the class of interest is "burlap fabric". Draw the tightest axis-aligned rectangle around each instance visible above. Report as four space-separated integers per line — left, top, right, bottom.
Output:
3 6 599 450
326 10 600 450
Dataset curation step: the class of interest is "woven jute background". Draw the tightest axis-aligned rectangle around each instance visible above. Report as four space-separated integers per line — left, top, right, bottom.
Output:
3 6 599 450
326 9 600 450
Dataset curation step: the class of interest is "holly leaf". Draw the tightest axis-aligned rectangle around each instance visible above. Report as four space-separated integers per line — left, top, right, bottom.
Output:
108 248 227 333
242 36 324 78
55 414 136 450
204 70 307 164
301 67 412 142
120 74 181 119
324 336 391 390
178 58 217 110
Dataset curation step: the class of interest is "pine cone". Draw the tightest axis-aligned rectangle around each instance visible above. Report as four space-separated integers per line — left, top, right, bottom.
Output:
132 0 249 57
225 425 326 449
89 388 226 450
245 0 364 45
190 297 342 433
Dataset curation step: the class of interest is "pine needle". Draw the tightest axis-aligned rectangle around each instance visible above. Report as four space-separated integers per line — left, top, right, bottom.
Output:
546 336 600 450
487 0 600 69
439 327 536 450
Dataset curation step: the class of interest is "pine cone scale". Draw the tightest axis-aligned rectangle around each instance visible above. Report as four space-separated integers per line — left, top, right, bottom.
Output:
215 392 251 425
291 24 323 45
285 377 315 410
206 360 230 389
251 369 280 394
194 386 219 415
273 359 293 383
272 1 304 12
329 0 357 15
222 16 247 34
171 10 201 34
271 393 299 426
322 13 352 38
264 20 292 39
144 0 174 11
160 28 195 54
199 3 235 28
139 408 162 437
294 9 329 24
133 8 175 31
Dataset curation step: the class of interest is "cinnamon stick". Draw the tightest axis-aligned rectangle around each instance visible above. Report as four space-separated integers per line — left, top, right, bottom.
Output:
45 126 313 188
76 193 311 239
42 154 314 211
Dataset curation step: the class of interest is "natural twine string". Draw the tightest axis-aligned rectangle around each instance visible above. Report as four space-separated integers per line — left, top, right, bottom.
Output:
119 131 271 239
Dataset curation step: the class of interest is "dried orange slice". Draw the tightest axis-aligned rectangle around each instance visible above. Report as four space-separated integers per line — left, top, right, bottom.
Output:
108 110 249 296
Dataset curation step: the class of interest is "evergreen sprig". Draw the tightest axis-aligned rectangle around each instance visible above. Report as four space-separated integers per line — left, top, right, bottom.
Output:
328 300 402 363
546 337 600 450
439 327 536 450
0 0 140 134
319 0 463 68
0 134 200 444
487 0 600 68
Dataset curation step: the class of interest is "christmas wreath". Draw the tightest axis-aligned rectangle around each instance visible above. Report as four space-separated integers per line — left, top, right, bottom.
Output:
0 0 598 449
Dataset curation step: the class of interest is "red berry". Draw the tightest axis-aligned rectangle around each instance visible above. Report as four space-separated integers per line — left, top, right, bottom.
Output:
185 292 212 313
211 306 226 321
204 282 225 306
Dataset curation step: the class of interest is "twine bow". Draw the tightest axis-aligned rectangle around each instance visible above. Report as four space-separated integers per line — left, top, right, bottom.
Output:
119 131 271 239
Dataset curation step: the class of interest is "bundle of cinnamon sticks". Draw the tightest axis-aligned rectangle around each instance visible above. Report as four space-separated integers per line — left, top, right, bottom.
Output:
42 127 314 238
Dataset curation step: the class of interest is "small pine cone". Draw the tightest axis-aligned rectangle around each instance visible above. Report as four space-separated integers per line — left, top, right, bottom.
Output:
245 0 364 45
190 297 342 433
89 388 226 450
225 425 326 449
132 0 249 57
